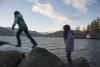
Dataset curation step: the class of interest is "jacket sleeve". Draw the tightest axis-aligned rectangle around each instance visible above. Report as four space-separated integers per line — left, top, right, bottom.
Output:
12 16 18 28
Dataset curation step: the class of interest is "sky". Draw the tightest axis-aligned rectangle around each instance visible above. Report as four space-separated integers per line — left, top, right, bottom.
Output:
0 0 100 32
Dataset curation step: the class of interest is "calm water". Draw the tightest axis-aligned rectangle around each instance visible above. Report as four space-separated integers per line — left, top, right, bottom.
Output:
0 36 100 67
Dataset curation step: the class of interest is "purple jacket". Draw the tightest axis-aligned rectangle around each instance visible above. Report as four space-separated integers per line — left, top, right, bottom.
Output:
64 30 75 52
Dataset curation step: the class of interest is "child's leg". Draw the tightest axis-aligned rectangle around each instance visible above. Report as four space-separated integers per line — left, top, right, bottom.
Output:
16 29 23 47
66 51 73 63
24 29 37 48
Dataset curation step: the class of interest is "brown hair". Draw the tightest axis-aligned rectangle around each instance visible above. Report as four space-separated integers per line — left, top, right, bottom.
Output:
63 25 70 39
14 11 20 17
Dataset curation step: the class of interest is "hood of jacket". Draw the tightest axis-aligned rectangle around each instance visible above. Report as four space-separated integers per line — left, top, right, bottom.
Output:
69 30 75 35
16 13 23 18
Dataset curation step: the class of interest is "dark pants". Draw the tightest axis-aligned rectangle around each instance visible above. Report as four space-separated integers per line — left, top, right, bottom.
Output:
16 29 36 46
67 52 72 63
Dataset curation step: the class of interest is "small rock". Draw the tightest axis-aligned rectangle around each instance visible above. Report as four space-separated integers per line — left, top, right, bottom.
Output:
0 41 9 46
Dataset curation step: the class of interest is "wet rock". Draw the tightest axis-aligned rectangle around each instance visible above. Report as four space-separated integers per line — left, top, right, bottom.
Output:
0 41 9 46
18 47 66 67
0 50 24 67
67 57 89 67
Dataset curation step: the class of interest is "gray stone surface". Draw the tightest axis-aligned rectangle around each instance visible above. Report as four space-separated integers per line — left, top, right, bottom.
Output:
18 47 66 67
66 57 89 67
0 50 24 67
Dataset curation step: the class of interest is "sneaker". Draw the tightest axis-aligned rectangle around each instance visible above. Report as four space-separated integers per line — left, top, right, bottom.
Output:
31 41 38 48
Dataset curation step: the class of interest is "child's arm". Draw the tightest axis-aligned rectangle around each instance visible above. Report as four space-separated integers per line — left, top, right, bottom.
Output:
12 17 18 30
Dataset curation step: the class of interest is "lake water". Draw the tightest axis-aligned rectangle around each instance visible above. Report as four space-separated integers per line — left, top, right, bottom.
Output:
0 36 100 67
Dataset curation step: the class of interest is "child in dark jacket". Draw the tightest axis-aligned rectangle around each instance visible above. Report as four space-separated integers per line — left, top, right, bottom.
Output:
12 11 37 48
63 25 75 63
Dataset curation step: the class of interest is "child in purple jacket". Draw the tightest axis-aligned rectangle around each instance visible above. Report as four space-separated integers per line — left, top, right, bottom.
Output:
63 25 75 63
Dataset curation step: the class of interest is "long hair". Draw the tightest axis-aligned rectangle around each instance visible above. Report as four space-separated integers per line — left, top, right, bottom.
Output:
63 25 70 39
14 11 20 17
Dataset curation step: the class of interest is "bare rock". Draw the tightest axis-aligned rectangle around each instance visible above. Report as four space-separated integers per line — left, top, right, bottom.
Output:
0 50 24 67
18 47 66 67
66 57 89 67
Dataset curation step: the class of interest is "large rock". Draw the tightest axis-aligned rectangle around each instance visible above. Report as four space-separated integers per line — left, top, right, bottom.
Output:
0 50 24 67
67 57 89 67
18 47 66 67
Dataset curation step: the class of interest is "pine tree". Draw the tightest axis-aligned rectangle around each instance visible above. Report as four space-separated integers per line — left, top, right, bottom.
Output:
87 24 90 31
75 26 81 33
89 18 100 33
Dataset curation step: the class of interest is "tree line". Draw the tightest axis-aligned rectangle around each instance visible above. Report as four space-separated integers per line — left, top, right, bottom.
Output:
75 18 100 33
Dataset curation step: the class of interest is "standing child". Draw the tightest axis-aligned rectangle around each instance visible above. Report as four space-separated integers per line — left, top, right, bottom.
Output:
63 25 75 63
12 11 37 48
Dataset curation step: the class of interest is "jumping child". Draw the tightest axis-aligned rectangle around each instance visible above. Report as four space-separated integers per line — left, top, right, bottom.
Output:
12 11 37 48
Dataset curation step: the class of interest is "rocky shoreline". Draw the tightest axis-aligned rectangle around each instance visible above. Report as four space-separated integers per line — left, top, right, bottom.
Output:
0 47 89 67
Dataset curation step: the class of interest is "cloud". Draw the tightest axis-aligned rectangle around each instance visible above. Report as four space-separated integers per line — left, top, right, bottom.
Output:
26 0 84 32
26 0 38 3
32 3 73 23
63 0 97 13
26 0 74 23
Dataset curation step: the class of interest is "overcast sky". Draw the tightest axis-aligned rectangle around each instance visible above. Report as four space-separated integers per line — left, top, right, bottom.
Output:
0 0 100 32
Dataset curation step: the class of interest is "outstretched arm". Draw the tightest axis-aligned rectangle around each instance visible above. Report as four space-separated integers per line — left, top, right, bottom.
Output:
12 17 18 31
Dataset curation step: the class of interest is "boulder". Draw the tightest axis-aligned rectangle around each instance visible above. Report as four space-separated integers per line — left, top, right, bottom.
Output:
0 50 24 67
67 57 89 67
18 47 66 67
